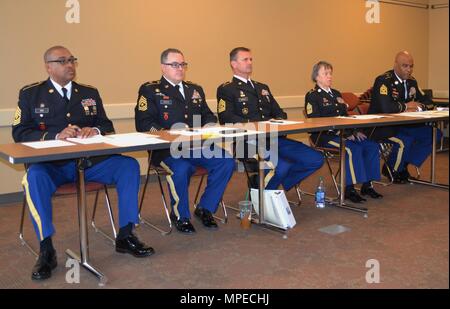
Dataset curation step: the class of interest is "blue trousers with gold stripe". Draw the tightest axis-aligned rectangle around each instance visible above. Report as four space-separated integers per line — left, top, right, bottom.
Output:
387 125 442 172
160 151 235 220
323 137 381 186
22 155 140 242
265 138 324 190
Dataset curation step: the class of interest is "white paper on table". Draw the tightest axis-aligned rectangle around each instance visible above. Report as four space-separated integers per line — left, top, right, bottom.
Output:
218 129 262 138
337 115 389 120
22 140 75 149
105 134 168 147
170 126 244 136
260 120 304 125
169 129 203 136
66 135 110 144
400 111 449 118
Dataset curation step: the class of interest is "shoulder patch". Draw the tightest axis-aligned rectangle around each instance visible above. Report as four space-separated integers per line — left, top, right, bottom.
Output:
138 95 148 112
13 107 22 126
218 99 226 113
306 103 313 115
21 81 45 91
383 71 392 79
143 80 160 87
380 84 388 95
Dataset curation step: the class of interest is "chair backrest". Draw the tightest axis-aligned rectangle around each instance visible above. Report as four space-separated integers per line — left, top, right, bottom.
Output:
356 102 370 115
341 92 361 112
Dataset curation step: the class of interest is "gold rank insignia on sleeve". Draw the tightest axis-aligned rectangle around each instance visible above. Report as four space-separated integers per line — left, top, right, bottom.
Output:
13 107 21 126
306 103 313 115
218 99 226 113
138 95 148 111
380 84 388 95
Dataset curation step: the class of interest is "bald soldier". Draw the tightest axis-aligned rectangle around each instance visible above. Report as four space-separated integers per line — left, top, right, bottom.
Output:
369 51 440 183
13 46 155 281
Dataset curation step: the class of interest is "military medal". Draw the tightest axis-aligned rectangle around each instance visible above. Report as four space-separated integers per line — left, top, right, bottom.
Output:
192 90 201 99
240 91 245 98
39 122 46 131
163 112 169 121
242 107 249 115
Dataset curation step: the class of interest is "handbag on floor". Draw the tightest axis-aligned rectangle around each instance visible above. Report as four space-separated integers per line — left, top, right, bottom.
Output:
250 189 296 229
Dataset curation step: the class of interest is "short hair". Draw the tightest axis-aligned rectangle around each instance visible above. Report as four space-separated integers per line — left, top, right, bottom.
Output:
311 61 333 83
43 45 69 62
160 48 183 64
230 47 251 62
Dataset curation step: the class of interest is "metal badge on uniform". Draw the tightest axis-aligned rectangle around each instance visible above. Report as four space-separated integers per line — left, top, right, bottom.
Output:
74 88 79 93
191 90 201 100
240 91 246 98
39 122 46 131
163 112 169 121
242 107 249 115
49 89 54 94
155 88 160 93
337 97 345 104
238 97 249 102
394 81 399 85
160 99 173 105
34 103 50 114
322 97 330 106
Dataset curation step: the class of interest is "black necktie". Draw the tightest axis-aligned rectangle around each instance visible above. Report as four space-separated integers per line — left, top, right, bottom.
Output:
247 80 254 89
328 91 333 97
62 87 70 103
175 84 185 99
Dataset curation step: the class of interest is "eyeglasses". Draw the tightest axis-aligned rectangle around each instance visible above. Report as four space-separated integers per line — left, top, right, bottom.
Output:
46 57 78 65
163 62 188 69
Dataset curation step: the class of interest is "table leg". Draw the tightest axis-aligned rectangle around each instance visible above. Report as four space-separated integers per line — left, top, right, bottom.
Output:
65 158 107 286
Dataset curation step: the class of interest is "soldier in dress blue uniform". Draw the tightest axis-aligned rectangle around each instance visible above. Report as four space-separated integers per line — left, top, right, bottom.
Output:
369 51 441 183
12 46 154 281
305 61 383 202
135 48 235 234
217 47 324 192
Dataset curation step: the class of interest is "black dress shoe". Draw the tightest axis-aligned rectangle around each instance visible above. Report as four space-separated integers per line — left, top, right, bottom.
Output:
361 187 383 199
344 188 367 203
116 233 155 258
382 165 407 184
170 212 196 234
194 207 218 229
31 249 57 281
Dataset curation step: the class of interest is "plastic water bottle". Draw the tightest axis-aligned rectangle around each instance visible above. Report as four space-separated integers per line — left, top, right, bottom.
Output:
315 177 326 208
